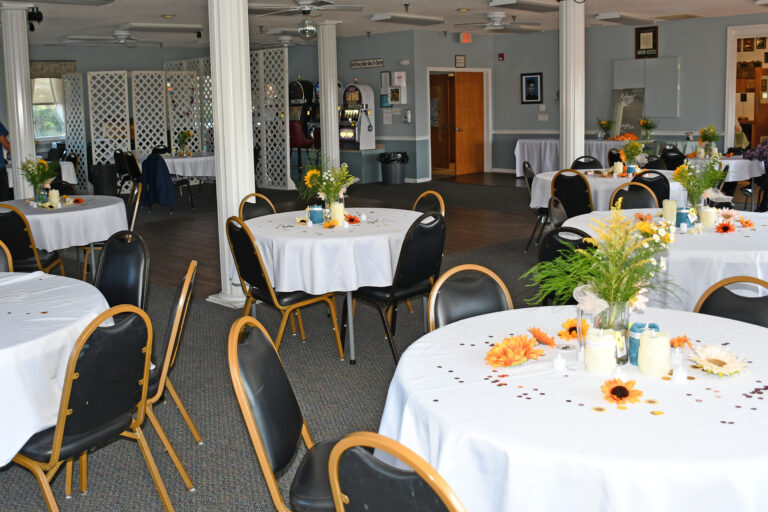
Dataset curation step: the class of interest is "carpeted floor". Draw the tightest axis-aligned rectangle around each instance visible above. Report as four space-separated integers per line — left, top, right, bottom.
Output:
0 175 542 511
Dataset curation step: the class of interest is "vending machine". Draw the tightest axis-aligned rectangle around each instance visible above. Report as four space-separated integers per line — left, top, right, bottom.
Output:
339 82 375 151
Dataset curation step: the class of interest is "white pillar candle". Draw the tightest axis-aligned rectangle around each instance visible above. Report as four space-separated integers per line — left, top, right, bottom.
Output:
48 189 59 207
330 201 345 223
638 330 670 377
662 199 677 223
700 207 717 228
612 161 623 175
584 329 618 375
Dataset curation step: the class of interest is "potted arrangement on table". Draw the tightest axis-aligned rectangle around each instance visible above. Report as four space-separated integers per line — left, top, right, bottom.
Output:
21 157 58 204
297 156 358 225
672 155 726 214
597 118 613 140
639 117 656 141
620 141 646 174
175 130 195 156
523 200 675 366
698 126 719 157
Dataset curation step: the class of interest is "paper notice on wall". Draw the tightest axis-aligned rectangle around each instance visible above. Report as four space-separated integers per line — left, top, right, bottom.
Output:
383 109 393 125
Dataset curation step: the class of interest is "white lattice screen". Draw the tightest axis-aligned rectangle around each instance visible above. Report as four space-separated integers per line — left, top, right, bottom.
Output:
62 73 88 192
163 60 185 72
251 48 290 189
87 71 130 165
198 58 214 153
131 71 167 155
166 71 200 154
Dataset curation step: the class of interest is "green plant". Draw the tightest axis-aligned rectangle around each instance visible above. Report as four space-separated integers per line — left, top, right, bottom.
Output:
639 117 656 132
175 130 194 149
699 126 719 144
296 154 358 202
523 201 674 306
597 118 613 137
20 157 57 189
672 156 726 207
621 141 644 164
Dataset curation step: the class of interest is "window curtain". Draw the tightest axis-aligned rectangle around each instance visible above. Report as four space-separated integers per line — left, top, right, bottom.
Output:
29 60 75 80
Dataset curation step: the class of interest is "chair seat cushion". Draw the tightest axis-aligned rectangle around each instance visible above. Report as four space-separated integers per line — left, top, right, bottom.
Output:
19 413 133 462
354 279 432 304
289 439 337 512
251 286 321 307
13 250 60 272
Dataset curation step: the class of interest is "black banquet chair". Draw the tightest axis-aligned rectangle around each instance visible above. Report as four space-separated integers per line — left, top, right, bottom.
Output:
643 155 667 170
0 204 65 275
523 161 550 253
609 182 659 209
607 148 622 167
343 212 446 363
694 276 768 329
329 431 467 512
632 170 670 203
537 227 592 305
551 170 593 218
93 231 150 309
660 147 685 170
0 240 12 271
570 155 602 170
238 192 276 220
412 190 445 216
427 264 513 331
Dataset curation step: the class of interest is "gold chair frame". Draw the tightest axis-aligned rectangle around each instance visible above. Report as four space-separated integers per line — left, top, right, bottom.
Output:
12 305 174 512
550 169 594 213
427 264 513 332
608 181 659 209
0 239 12 271
238 192 277 219
328 431 466 512
693 276 768 313
412 190 446 216
226 216 344 358
0 204 65 275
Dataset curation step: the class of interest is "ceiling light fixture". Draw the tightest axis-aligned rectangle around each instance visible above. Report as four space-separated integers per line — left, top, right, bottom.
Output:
488 0 558 13
457 8 470 13
371 13 445 26
595 12 655 26
298 17 317 39
757 0 768 5
162 14 176 20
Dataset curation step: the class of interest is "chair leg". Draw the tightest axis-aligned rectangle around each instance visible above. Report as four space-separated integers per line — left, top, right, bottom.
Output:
289 311 297 335
13 456 60 512
295 309 306 341
166 379 203 445
131 426 175 512
65 459 73 499
274 312 291 351
78 452 88 494
523 214 546 254
340 294 348 349
146 405 195 491
390 304 399 337
81 247 90 281
405 298 414 313
241 296 255 318
373 303 399 363
187 183 194 209
324 296 345 360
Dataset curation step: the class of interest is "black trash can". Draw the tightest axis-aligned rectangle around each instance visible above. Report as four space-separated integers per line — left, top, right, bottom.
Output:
377 152 408 185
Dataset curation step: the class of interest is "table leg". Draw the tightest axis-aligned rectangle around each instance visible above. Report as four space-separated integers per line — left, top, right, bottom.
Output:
346 291 356 365
89 242 97 283
750 177 755 212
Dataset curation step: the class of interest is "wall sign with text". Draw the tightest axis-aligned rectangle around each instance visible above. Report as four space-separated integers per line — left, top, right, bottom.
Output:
350 58 384 69
635 26 658 59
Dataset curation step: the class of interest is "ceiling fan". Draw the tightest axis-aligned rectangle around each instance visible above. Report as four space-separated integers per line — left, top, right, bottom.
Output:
454 11 541 33
248 0 362 17
61 29 163 47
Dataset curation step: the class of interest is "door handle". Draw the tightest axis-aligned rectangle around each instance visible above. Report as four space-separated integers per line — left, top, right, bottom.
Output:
455 127 463 132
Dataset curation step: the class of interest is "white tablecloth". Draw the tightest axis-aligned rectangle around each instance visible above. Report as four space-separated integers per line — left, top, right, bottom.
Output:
530 170 687 211
514 139 626 177
243 208 421 295
378 306 768 512
163 154 215 178
688 156 764 182
8 161 77 189
0 271 110 465
564 208 768 310
1 196 128 252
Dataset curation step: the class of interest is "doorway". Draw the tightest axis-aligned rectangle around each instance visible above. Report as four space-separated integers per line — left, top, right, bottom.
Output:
725 24 768 149
429 71 485 176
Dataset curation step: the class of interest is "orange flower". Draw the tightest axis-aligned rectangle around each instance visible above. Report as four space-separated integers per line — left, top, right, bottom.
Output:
634 212 652 222
528 327 556 348
323 219 338 228
345 214 360 224
619 149 627 162
602 379 643 407
686 152 698 158
698 137 703 145
739 216 754 228
73 197 84 204
715 221 735 233
558 318 589 340
485 335 545 368
670 335 692 349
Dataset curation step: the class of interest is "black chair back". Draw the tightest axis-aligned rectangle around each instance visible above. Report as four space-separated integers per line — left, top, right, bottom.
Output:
659 144 676 155
0 205 35 261
695 277 768 329
114 150 131 176
0 240 11 271
236 323 305 473
226 217 272 295
429 265 512 330
47 147 64 161
151 145 171 155
632 171 670 202
548 196 568 228
413 191 445 216
522 161 535 197
538 227 591 263
125 153 142 181
239 193 276 220
660 148 685 170
391 213 446 296
90 163 118 196
727 147 744 155
94 231 150 309
643 155 667 170
607 149 622 166
610 183 658 209
570 155 602 170
551 170 592 217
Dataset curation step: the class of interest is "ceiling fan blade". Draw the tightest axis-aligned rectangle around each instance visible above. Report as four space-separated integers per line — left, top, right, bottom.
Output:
119 22 203 33
266 27 298 35
506 21 541 28
315 5 363 11
248 4 301 15
454 22 490 28
496 25 541 33
66 34 114 41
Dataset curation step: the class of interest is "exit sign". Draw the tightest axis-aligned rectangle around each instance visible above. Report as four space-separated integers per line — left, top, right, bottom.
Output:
460 32 472 44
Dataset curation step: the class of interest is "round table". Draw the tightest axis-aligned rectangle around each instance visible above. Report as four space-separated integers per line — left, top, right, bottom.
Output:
0 271 110 465
244 207 421 361
378 306 768 512
530 170 687 211
514 139 626 177
163 154 215 178
7 161 77 189
688 156 765 182
564 208 768 311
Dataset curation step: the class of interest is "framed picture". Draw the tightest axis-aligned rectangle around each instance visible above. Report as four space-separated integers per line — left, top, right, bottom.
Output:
764 51 768 64
744 38 755 52
738 39 742 52
758 37 766 50
521 72 542 104
635 26 658 59
455 55 466 68
389 87 401 104
380 71 391 89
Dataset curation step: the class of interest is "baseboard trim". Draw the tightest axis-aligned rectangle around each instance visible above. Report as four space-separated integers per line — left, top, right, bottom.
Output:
207 291 246 309
406 177 432 183
491 167 516 174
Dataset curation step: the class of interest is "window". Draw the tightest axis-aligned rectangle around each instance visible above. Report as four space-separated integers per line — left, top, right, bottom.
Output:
32 78 65 139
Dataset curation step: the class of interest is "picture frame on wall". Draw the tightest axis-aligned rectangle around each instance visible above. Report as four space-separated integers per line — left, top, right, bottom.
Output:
744 38 755 52
521 72 542 104
455 55 466 68
380 71 391 89
758 37 767 50
635 26 658 59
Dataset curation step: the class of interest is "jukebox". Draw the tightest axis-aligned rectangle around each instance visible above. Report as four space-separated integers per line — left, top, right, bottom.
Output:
288 79 315 137
339 82 375 151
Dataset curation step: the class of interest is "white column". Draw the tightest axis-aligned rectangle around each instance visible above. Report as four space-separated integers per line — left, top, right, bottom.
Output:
317 21 340 167
207 0 254 306
1 2 35 198
558 0 585 170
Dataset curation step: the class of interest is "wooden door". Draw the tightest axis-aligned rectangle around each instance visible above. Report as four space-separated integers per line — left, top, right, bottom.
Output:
454 72 484 174
429 74 451 169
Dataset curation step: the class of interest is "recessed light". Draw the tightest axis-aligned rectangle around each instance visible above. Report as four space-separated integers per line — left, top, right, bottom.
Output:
162 14 176 20
457 8 470 13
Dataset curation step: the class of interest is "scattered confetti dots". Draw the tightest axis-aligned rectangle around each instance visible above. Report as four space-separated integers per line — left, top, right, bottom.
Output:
592 407 605 412
696 399 703 402
687 376 696 380
497 383 507 387
662 376 671 381
645 399 658 404
40 311 48 314
433 399 439 402
650 411 664 416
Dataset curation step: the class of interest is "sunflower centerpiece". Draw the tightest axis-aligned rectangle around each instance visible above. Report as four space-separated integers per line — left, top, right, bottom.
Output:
698 125 719 157
298 158 358 224
672 155 726 213
175 130 195 156
21 157 58 204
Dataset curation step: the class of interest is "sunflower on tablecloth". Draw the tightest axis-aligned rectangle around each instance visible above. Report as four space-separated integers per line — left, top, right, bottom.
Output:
485 335 545 368
558 318 589 340
602 379 643 409
670 335 692 349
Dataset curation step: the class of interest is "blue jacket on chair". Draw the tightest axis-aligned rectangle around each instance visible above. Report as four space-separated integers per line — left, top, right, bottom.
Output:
141 153 176 207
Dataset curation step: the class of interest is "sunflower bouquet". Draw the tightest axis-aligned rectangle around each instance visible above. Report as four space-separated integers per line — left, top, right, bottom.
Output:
698 125 719 144
175 130 195 154
21 157 58 201
620 141 645 166
639 117 656 140
297 156 358 203
672 156 726 208
597 118 613 138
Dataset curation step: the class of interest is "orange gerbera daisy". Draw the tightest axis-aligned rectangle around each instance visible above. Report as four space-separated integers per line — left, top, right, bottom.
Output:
323 219 338 228
345 214 360 224
634 212 652 222
528 327 556 348
739 216 754 228
558 318 588 340
619 149 627 162
670 335 692 349
485 335 545 368
602 379 643 407
715 221 735 233
73 197 84 204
